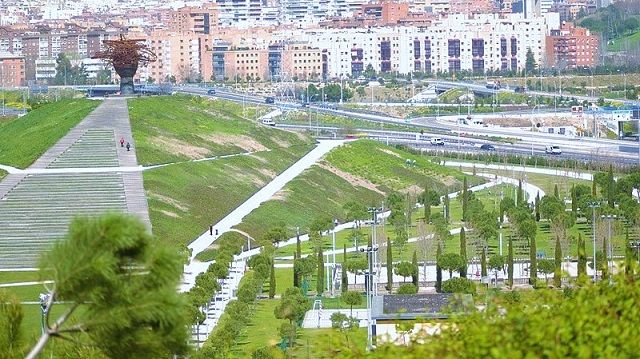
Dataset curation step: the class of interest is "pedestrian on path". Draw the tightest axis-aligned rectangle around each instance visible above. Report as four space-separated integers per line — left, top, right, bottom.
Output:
120 137 125 147
126 142 131 151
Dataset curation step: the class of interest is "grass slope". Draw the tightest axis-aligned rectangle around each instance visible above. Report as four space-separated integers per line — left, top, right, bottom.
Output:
145 145 313 247
128 95 306 165
326 140 476 193
235 165 384 240
0 99 99 168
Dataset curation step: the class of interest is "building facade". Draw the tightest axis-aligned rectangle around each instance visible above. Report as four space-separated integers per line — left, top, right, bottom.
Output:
545 22 598 69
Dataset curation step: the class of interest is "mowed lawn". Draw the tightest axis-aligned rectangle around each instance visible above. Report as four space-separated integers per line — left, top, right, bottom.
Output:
128 95 311 165
0 99 99 168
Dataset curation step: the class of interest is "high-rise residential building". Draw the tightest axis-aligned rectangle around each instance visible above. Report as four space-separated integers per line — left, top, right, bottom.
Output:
545 21 599 69
167 4 218 35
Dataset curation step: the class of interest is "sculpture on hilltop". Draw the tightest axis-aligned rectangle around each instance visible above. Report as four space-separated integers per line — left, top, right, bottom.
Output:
93 35 156 95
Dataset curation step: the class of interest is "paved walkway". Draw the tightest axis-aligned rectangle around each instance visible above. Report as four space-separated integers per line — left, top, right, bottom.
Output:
443 161 593 180
0 98 150 268
182 140 346 291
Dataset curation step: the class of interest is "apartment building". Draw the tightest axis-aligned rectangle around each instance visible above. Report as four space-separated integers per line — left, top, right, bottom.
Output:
277 13 556 77
210 42 270 81
545 22 598 69
138 30 201 83
167 4 218 34
0 52 25 87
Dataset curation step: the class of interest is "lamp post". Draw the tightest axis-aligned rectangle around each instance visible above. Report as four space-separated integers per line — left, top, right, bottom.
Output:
331 218 338 297
367 207 381 296
601 214 617 279
588 202 600 282
360 244 378 352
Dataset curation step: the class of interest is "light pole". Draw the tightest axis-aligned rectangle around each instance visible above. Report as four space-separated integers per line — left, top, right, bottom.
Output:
601 214 617 279
331 218 338 297
360 244 378 351
588 202 600 282
367 207 381 296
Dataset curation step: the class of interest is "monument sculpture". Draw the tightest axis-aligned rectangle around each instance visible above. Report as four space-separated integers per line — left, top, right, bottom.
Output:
93 35 156 95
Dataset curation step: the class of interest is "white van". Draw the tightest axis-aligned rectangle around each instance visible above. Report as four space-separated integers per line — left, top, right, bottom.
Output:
260 118 276 126
545 145 562 155
430 137 444 146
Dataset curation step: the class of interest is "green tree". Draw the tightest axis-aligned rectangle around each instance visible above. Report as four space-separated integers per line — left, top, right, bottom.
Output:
395 261 417 283
386 236 393 292
554 184 560 199
525 47 537 74
525 219 538 285
317 247 325 295
438 253 464 279
442 278 476 294
462 177 468 221
517 179 524 205
499 196 515 223
345 256 367 285
571 184 578 215
341 244 348 293
269 262 276 299
0 290 23 359
397 283 418 295
263 225 287 244
341 291 362 317
28 214 189 359
554 236 562 287
293 253 299 288
577 233 587 279
418 189 440 223
443 194 450 222
274 287 309 347
459 227 467 278
481 247 487 278
535 192 541 221
411 251 419 287
343 201 368 227
537 259 555 284
488 255 505 285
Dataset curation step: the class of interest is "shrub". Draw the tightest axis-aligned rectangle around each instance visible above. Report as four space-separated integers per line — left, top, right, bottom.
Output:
397 283 418 295
331 312 349 329
442 278 476 294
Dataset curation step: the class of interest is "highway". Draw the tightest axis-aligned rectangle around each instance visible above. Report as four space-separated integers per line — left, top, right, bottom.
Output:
177 85 640 166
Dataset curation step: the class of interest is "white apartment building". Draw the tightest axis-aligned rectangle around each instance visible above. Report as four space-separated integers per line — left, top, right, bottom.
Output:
276 13 557 77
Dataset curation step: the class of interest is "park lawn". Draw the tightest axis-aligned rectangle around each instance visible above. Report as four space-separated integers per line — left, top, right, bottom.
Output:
128 95 312 165
325 140 480 194
291 327 368 358
0 270 45 284
2 283 48 302
276 110 420 133
144 144 313 247
608 30 640 52
0 99 99 168
229 299 288 358
234 165 384 241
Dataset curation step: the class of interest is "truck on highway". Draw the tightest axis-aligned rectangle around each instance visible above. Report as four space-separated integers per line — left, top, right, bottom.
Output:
430 137 445 146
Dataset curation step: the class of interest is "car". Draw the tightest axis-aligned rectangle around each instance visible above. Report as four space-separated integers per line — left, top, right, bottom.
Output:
207 89 216 95
265 97 275 104
514 86 527 93
430 138 444 146
480 144 496 151
545 145 562 155
260 118 276 126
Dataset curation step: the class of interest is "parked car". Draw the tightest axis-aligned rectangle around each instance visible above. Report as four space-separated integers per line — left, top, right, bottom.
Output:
265 97 275 104
480 144 496 151
260 118 276 126
207 89 216 95
430 137 445 146
545 145 562 155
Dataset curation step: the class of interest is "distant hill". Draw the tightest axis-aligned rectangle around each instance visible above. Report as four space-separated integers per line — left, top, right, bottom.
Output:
579 2 640 50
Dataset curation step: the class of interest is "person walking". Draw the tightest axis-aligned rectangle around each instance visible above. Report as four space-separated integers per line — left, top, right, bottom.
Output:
126 142 131 151
120 137 125 147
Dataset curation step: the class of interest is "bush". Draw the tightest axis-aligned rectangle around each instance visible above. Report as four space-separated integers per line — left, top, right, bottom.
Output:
397 283 418 295
252 346 282 359
331 312 349 329
442 278 476 294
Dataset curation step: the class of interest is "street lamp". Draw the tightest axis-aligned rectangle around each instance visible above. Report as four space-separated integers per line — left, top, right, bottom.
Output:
360 244 378 351
601 214 618 279
588 202 600 282
331 218 339 297
367 207 382 296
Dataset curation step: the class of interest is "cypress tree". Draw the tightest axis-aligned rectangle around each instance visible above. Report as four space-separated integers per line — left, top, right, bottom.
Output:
571 184 577 215
592 179 597 196
535 192 540 222
411 250 419 287
341 244 348 293
554 235 562 287
481 247 487 278
386 236 393 292
607 164 615 208
507 235 514 287
554 184 559 199
577 233 587 278
317 247 324 295
459 227 467 278
529 232 537 285
444 195 450 223
625 227 633 275
269 261 276 298
293 252 299 288
517 179 523 205
602 229 609 280
435 241 442 293
296 232 302 260
462 177 468 222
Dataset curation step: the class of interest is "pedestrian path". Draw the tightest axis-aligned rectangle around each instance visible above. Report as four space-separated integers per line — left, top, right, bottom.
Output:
0 98 150 269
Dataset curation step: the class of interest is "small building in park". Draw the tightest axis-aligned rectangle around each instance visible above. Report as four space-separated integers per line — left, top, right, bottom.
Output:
371 293 472 345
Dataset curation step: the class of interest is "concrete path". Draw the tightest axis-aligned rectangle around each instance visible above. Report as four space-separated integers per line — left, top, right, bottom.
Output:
443 161 593 180
0 98 151 268
182 140 346 291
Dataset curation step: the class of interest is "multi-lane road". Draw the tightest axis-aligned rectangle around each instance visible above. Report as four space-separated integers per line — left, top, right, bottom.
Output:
178 85 640 166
